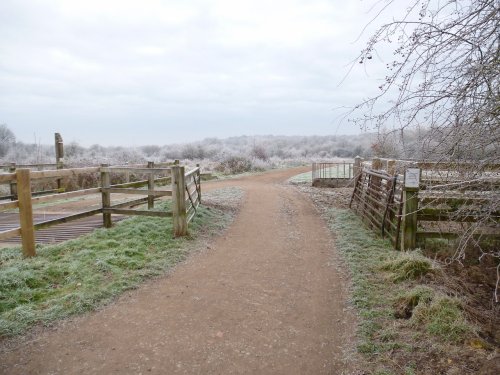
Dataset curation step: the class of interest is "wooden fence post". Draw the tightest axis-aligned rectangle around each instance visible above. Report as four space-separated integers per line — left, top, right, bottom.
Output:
55 133 64 191
171 165 187 237
100 164 112 228
372 157 382 171
9 163 17 201
196 164 201 204
17 169 36 257
353 156 363 177
387 159 396 176
401 168 421 250
147 161 155 209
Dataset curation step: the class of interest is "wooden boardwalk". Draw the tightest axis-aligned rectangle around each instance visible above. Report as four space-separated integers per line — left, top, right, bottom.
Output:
0 212 124 245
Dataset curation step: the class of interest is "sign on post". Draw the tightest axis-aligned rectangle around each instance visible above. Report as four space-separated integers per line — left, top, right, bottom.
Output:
405 168 421 189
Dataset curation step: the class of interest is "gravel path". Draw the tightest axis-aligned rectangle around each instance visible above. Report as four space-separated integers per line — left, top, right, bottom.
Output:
0 167 356 374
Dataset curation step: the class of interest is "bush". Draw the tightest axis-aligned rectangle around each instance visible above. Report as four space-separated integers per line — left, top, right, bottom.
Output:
215 156 253 175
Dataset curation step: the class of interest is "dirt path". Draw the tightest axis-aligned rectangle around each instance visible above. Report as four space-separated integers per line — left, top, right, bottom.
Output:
0 168 356 374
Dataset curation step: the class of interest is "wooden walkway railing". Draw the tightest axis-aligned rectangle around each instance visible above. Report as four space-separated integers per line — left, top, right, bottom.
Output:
0 162 202 257
312 162 354 180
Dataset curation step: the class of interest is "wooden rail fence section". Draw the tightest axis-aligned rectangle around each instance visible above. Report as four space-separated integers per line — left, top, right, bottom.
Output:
349 158 499 250
0 162 202 257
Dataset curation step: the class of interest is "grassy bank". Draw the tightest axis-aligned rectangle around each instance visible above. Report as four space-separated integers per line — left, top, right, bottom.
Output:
324 207 489 374
0 190 240 338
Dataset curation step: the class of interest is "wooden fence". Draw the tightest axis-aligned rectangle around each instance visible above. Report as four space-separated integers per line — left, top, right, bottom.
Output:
0 163 61 201
0 162 201 257
349 158 500 250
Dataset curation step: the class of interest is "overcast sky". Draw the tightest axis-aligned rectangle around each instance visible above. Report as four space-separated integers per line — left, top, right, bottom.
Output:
0 0 396 146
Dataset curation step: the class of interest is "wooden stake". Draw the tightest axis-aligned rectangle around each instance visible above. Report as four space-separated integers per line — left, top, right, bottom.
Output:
9 163 17 201
100 164 112 228
387 159 396 176
196 164 201 204
353 156 363 178
147 161 155 209
171 165 187 237
55 133 64 190
17 169 36 257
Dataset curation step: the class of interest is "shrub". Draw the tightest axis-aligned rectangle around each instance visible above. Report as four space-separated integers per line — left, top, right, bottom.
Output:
215 156 253 174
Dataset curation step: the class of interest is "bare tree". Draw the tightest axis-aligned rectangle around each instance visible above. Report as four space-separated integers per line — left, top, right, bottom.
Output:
353 0 499 165
351 0 499 300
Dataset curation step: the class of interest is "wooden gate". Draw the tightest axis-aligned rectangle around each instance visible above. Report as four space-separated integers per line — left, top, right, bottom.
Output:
349 168 403 249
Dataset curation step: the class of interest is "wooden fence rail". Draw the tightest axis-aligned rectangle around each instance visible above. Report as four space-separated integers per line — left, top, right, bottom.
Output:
349 158 500 250
0 162 201 256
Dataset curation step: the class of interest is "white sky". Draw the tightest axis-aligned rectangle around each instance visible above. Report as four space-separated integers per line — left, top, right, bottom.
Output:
0 0 397 146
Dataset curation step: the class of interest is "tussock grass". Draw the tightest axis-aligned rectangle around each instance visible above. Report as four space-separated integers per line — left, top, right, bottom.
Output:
381 251 433 282
397 285 434 309
411 295 471 342
0 200 230 338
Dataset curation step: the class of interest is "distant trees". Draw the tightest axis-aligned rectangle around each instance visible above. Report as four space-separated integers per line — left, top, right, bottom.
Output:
0 127 376 166
251 145 268 161
0 124 15 157
140 145 161 157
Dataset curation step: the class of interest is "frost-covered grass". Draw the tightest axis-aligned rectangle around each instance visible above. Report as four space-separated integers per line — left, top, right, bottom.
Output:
323 207 475 374
0 197 233 338
288 171 312 184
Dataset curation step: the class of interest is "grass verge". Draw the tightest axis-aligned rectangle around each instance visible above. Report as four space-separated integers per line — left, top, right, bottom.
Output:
323 207 481 374
0 193 235 338
288 171 312 184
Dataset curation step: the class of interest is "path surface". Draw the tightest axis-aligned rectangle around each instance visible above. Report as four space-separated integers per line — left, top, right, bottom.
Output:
0 168 355 374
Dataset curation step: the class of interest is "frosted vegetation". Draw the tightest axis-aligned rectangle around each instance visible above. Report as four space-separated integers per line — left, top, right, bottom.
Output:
0 125 379 174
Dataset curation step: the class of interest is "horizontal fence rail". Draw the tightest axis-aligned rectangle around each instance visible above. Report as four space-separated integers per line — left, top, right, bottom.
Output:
0 161 201 256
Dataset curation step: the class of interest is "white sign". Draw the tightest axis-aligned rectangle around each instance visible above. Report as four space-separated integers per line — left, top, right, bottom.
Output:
405 168 420 188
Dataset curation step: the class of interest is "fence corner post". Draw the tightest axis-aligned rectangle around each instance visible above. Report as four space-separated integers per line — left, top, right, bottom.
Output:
147 161 155 209
401 168 421 250
17 168 36 257
171 165 187 237
100 164 112 228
